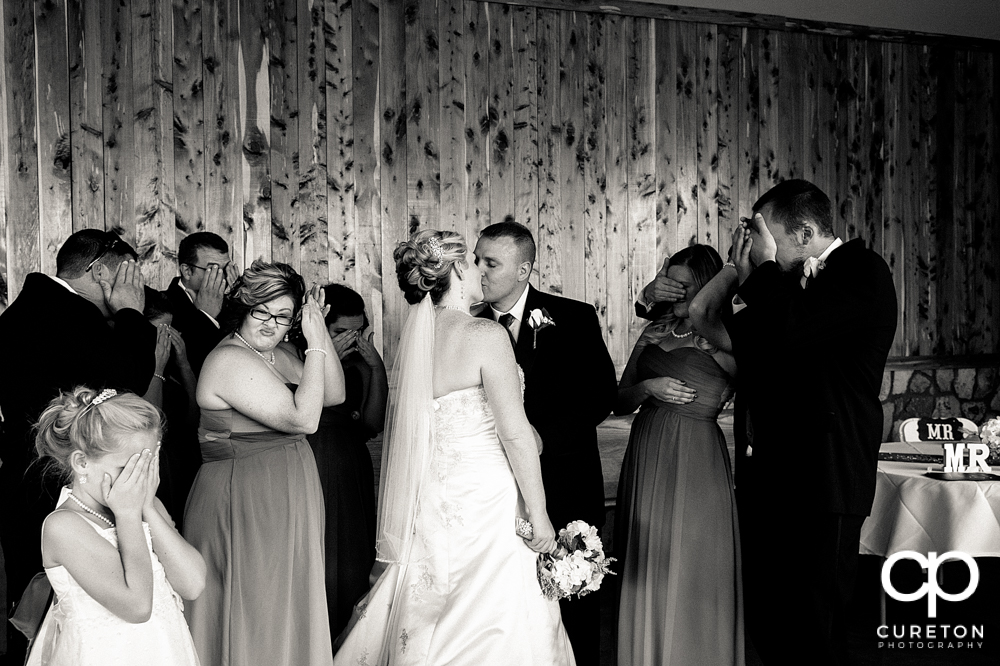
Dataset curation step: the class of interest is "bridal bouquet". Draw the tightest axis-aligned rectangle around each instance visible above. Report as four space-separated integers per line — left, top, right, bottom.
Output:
534 520 616 601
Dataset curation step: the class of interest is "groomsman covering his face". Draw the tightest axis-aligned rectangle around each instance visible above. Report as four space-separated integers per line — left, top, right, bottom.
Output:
164 232 238 376
0 230 156 664
474 222 617 666
727 180 897 665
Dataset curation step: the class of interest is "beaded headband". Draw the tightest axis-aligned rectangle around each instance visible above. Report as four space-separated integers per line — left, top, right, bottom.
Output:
425 236 444 269
92 388 117 406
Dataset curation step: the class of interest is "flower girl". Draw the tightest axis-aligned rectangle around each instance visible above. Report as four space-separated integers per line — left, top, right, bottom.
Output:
27 387 205 665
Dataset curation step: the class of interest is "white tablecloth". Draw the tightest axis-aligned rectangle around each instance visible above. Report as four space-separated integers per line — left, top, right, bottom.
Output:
859 442 1000 557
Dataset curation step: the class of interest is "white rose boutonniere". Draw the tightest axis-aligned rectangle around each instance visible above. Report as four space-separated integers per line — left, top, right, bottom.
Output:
527 307 556 349
802 256 827 285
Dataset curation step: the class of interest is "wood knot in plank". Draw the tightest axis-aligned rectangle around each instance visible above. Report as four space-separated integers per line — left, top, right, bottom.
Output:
54 133 72 171
243 127 270 167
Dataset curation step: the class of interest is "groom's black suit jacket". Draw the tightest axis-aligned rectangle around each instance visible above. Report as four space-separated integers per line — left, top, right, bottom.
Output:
0 273 156 610
478 286 618 529
731 238 897 515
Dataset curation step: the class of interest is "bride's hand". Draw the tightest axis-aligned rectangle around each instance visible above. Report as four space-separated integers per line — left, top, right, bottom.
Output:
525 513 558 554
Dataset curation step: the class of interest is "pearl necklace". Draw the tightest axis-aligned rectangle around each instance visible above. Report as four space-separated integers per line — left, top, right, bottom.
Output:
66 490 115 528
671 327 694 339
437 305 468 314
234 331 275 364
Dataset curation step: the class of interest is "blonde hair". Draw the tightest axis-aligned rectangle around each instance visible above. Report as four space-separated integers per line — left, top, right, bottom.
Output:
393 229 468 305
34 387 162 482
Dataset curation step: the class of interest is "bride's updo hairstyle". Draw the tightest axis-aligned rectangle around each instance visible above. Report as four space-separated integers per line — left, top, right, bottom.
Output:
34 387 162 483
393 229 468 305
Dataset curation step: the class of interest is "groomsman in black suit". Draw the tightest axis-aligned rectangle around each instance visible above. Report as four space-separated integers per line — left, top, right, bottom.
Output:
163 232 236 376
474 222 617 666
0 230 155 664
727 180 897 665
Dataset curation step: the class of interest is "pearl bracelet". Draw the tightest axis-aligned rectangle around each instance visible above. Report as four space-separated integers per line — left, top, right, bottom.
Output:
723 261 737 271
304 348 328 357
153 373 166 381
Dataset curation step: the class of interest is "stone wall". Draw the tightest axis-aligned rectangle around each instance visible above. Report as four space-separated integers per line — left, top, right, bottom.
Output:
880 360 1000 442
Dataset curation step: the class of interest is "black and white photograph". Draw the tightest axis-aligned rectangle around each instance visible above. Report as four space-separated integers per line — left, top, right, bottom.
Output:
0 0 997 664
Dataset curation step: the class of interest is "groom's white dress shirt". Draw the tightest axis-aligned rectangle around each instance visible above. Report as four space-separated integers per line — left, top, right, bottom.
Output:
489 284 530 343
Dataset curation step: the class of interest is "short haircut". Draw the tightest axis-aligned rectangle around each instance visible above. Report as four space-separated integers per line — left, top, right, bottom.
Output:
479 221 536 266
752 179 834 238
219 260 305 335
178 231 229 266
56 229 139 278
143 287 174 321
322 283 369 329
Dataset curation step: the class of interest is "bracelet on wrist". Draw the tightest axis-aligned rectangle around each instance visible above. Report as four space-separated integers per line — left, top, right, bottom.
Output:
723 261 737 271
304 348 328 357
153 373 166 381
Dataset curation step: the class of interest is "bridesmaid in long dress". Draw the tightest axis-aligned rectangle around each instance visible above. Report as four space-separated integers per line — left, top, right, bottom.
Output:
183 261 345 666
614 244 744 666
306 284 387 637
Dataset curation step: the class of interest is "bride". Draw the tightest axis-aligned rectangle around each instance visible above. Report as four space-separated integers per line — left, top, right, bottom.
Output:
333 230 575 665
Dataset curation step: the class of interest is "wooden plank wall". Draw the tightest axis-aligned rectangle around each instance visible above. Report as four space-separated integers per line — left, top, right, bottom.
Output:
1 0 998 372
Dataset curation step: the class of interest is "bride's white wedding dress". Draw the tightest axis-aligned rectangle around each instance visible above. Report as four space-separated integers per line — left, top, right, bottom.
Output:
333 382 576 665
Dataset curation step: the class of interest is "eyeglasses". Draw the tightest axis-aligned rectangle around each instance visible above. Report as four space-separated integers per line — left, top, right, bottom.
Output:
184 261 231 273
249 308 295 327
85 234 124 272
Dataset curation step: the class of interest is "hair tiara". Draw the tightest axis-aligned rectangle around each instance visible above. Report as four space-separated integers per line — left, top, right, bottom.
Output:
92 388 117 406
424 236 443 269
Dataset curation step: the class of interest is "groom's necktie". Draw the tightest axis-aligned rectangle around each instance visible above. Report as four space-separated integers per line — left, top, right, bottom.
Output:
498 313 517 349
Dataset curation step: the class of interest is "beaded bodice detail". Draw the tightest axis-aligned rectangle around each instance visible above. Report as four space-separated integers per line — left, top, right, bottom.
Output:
430 367 524 481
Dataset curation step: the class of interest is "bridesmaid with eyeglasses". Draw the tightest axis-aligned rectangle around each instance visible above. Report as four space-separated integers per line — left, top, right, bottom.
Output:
183 260 346 666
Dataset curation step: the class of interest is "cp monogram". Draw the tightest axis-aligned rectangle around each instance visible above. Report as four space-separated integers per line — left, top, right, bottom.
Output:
881 551 979 618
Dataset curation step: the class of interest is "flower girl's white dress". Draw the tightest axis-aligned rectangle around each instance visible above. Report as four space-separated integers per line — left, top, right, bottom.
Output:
26 488 200 666
333 384 576 665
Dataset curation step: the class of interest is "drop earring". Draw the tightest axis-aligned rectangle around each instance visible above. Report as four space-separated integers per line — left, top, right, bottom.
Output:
284 333 289 342
80 474 88 485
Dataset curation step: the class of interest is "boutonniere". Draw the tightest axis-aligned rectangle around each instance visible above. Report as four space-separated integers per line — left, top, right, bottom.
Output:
527 308 556 349
802 256 827 283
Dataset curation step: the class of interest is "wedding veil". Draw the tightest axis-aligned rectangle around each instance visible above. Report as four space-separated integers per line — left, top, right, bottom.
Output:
375 293 436 564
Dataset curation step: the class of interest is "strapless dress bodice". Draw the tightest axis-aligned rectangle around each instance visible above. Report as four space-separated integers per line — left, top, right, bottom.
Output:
637 346 734 422
198 404 308 463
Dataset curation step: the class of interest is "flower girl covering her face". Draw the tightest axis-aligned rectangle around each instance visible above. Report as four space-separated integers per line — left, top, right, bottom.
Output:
27 387 205 666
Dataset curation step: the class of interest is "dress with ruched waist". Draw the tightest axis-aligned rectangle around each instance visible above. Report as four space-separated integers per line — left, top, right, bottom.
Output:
637 345 733 422
198 407 308 462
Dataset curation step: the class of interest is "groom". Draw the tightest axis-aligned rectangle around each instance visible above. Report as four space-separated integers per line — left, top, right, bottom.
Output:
728 180 896 665
474 222 617 666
